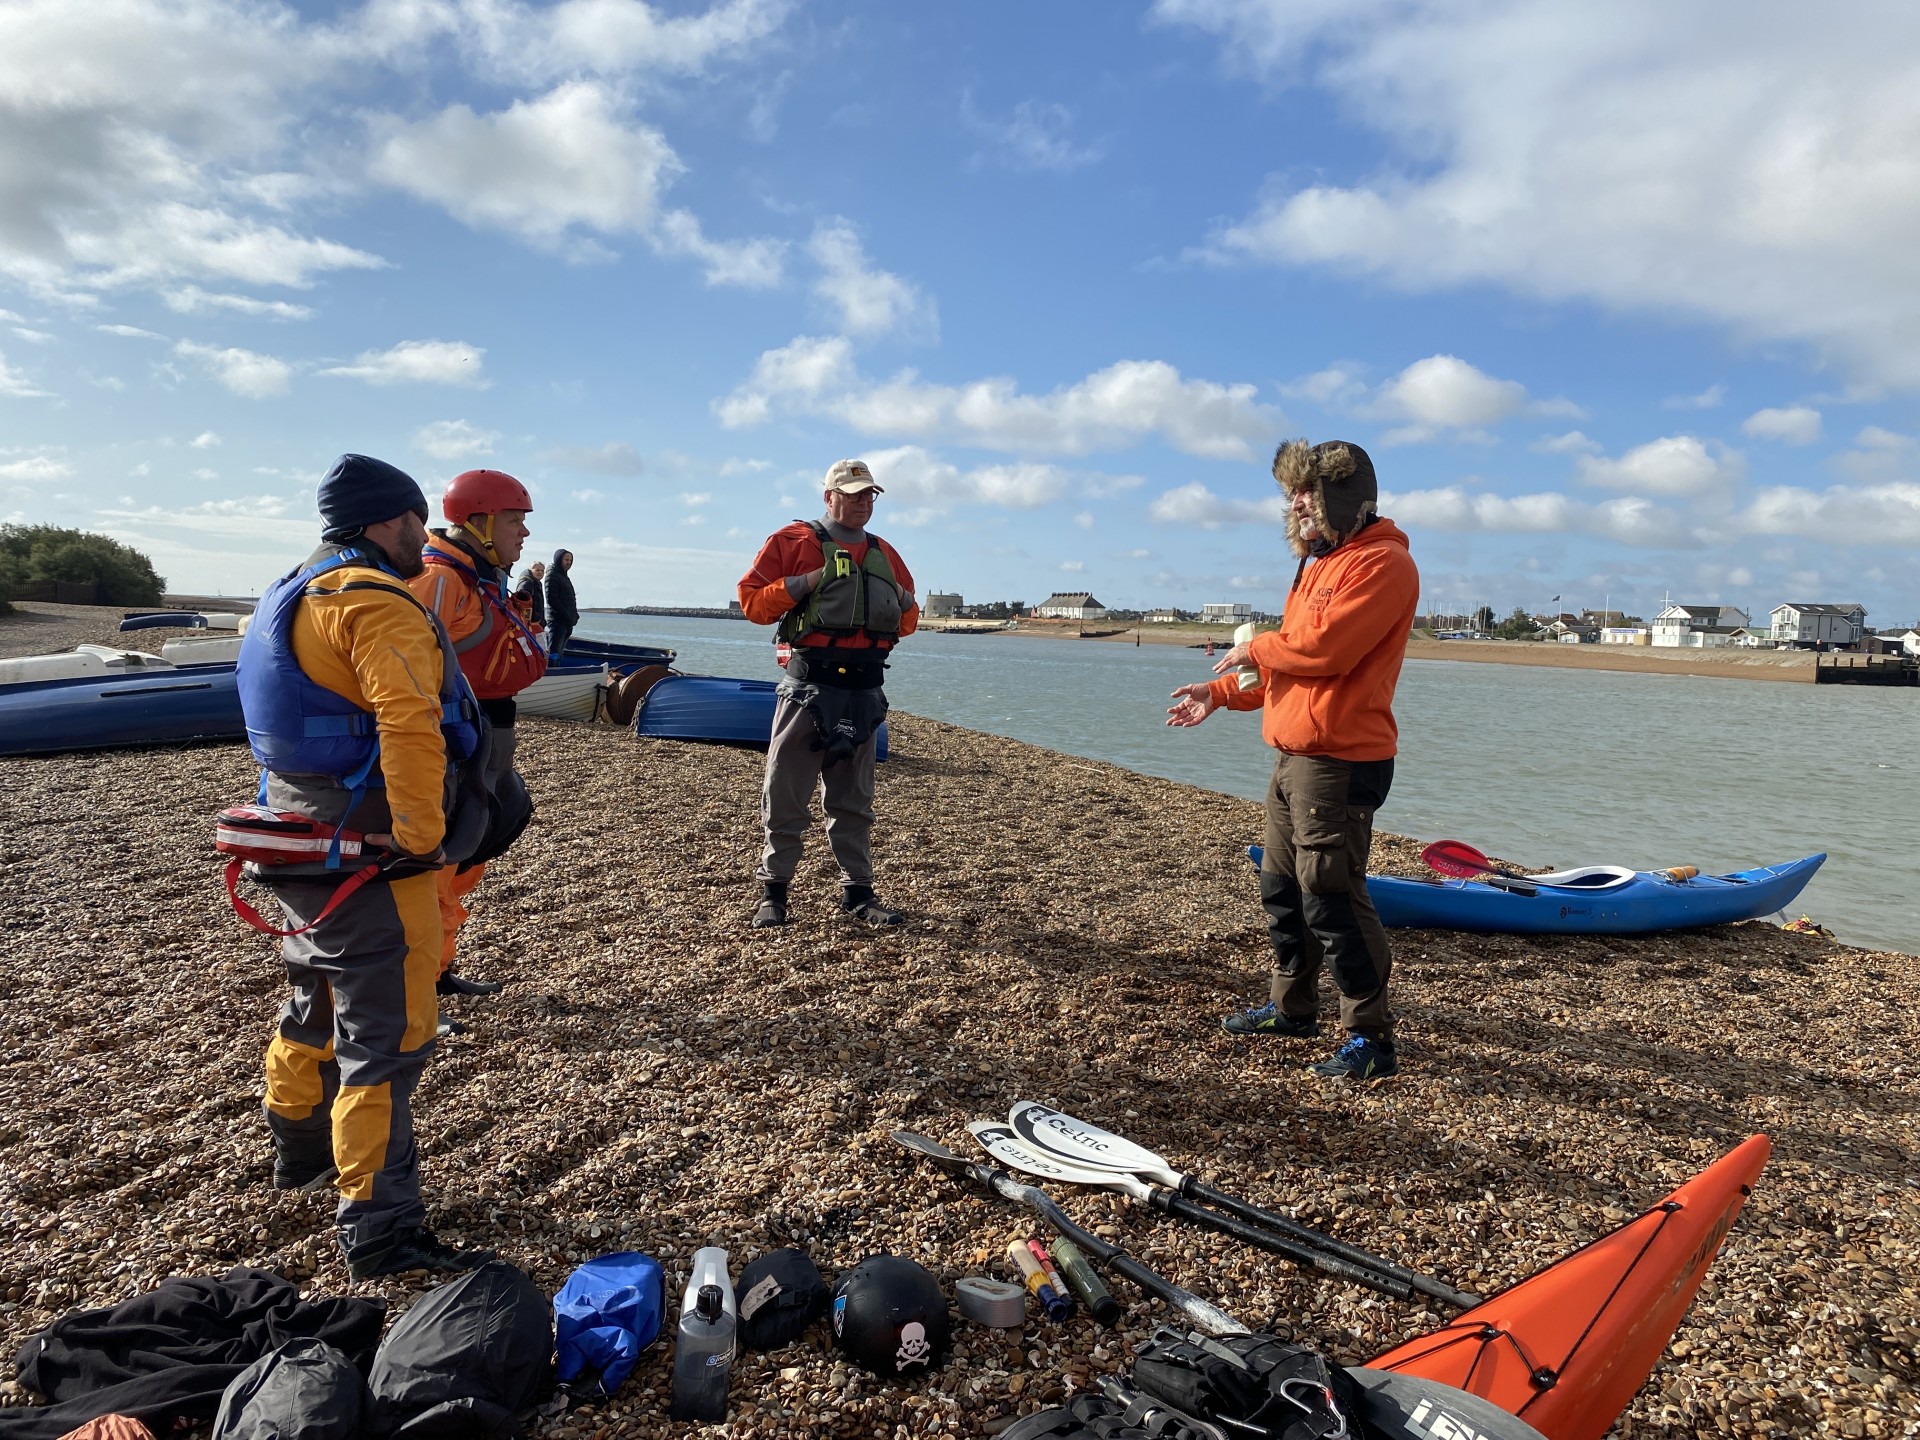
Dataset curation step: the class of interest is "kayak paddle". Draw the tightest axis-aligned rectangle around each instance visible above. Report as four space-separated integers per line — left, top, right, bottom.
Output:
1420 840 1539 895
970 1123 1447 1305
889 1129 1248 1336
1009 1102 1481 1311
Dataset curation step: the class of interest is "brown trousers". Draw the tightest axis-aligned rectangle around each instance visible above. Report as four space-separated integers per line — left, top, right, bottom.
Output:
1259 751 1396 1041
756 692 879 886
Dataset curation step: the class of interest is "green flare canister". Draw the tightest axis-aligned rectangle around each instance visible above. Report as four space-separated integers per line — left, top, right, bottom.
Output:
1048 1237 1122 1325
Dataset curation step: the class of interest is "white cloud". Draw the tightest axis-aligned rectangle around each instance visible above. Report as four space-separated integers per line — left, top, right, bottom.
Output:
192 466 219 480
720 339 1282 460
1147 481 1290 529
1666 384 1727 410
861 445 1077 522
571 488 606 502
1060 560 1086 572
0 453 73 482
173 338 290 397
11 327 52 343
1280 362 1369 409
546 441 644 475
1074 511 1095 529
0 352 51 398
1165 0 1920 390
1381 485 1699 549
1742 405 1822 445
1741 482 1920 545
189 430 221 448
808 220 936 339
96 323 166 340
962 94 1103 172
1576 436 1744 497
1533 430 1600 455
680 491 711 506
320 339 486 388
368 81 784 285
718 456 772 476
1283 354 1578 442
414 419 500 460
163 285 312 320
1855 425 1912 450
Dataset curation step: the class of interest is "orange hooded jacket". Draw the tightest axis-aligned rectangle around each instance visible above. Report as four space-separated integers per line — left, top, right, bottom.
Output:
1205 518 1418 761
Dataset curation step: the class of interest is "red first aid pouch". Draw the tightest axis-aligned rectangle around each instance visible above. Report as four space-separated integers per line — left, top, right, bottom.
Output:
214 805 386 937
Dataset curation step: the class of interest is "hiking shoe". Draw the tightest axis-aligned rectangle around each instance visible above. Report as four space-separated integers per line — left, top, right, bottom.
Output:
1221 1003 1321 1039
436 1012 465 1039
345 1227 497 1281
437 968 503 997
841 885 904 926
1309 1034 1400 1081
752 881 790 928
273 1147 338 1192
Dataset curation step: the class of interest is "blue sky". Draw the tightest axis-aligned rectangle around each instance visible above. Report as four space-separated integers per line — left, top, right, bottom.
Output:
2 0 1917 626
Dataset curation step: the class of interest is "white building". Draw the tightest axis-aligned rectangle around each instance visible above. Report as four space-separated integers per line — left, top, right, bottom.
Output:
1899 629 1920 657
1200 602 1253 623
925 592 963 618
1143 609 1183 623
1601 627 1651 645
1032 591 1108 620
1650 603 1750 648
1770 602 1867 649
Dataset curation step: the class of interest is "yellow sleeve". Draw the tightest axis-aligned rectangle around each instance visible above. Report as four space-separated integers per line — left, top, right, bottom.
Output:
299 586 450 855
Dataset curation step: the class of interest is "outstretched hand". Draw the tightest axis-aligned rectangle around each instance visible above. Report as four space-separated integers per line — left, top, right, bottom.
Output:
1166 683 1218 727
1211 642 1253 675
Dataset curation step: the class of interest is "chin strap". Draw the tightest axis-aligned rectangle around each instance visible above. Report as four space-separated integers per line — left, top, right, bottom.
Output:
458 515 506 567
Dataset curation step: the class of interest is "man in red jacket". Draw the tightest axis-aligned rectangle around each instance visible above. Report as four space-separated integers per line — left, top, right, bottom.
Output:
737 459 919 927
1168 440 1418 1080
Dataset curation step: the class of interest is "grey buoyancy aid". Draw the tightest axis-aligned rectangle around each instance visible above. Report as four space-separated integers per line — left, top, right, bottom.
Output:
777 522 905 645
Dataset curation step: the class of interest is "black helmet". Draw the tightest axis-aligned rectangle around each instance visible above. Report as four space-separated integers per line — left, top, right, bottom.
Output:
830 1255 950 1377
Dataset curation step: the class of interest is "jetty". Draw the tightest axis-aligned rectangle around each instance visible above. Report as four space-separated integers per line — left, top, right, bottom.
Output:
1814 653 1919 686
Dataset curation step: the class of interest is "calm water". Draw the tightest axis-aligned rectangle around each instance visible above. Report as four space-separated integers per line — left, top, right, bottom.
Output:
583 614 1919 955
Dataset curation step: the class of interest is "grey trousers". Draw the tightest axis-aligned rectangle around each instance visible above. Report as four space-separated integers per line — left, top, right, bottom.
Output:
756 692 879 887
263 869 441 1250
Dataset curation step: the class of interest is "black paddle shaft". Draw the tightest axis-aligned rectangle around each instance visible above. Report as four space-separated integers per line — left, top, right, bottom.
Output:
1178 1177 1482 1311
1147 1187 1417 1301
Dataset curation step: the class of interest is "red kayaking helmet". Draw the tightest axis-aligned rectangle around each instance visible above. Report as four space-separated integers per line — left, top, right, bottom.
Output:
443 468 533 523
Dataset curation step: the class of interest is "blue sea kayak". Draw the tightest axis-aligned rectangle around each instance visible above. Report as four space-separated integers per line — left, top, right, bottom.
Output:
0 663 244 757
1247 846 1824 935
634 674 888 759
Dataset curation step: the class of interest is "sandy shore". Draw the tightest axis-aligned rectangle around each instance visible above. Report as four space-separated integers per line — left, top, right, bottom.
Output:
1 604 1915 1437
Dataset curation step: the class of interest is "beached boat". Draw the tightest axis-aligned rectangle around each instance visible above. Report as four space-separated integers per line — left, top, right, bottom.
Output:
558 635 676 670
0 663 244 757
0 645 181 685
634 673 888 758
519 660 611 721
119 610 245 632
1369 1135 1770 1440
1248 847 1824 934
162 635 243 665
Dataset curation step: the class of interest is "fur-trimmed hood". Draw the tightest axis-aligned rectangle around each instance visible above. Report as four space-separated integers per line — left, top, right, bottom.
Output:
1274 439 1378 557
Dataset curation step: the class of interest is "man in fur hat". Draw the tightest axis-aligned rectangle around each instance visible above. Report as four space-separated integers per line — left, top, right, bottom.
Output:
1168 440 1418 1080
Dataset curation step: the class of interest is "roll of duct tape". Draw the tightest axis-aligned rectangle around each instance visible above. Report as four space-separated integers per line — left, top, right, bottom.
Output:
956 1276 1026 1328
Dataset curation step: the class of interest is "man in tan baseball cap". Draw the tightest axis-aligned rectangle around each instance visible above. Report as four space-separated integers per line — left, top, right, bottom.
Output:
735 459 919 927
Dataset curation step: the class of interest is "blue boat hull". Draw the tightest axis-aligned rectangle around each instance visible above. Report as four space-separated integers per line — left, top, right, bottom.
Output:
1248 846 1824 935
634 674 888 759
0 664 245 757
561 636 676 669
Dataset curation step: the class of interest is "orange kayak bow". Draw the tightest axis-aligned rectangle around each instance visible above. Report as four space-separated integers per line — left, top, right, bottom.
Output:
1368 1134 1770 1440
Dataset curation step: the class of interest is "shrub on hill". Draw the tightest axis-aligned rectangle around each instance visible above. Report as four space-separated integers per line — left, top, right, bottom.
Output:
0 524 166 607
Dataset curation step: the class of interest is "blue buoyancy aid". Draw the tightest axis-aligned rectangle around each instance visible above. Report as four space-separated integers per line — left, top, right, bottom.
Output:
238 544 483 788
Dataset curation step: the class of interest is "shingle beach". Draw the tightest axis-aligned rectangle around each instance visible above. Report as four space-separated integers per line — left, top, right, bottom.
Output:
1 604 1914 1437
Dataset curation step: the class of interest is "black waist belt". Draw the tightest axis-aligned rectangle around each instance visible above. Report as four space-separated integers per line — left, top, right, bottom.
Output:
480 696 518 727
788 650 887 691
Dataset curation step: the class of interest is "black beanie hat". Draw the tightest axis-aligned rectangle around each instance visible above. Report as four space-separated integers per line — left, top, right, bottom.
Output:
318 454 429 542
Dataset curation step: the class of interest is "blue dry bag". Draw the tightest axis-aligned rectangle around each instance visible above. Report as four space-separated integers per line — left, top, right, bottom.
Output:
553 1251 665 1396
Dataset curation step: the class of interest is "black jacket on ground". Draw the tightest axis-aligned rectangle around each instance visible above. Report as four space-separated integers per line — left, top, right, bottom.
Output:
542 551 578 633
366 1261 552 1439
2 1269 384 1440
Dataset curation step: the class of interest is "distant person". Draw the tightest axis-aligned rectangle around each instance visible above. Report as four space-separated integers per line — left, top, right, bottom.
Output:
737 459 919 927
235 453 500 1278
544 548 579 659
411 470 544 1003
514 559 547 634
1167 440 1418 1082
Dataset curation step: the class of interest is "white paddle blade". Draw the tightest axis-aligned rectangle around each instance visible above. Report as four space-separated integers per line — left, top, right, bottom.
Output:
1008 1101 1181 1186
968 1123 1150 1199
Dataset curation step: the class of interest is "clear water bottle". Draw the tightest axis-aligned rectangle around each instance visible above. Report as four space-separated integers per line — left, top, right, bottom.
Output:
669 1246 737 1422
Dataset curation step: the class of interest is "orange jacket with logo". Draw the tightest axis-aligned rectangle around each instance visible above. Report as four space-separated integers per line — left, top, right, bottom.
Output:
1206 519 1418 761
410 534 549 699
737 521 920 648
